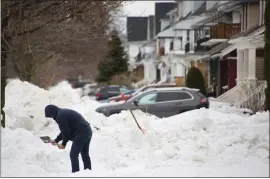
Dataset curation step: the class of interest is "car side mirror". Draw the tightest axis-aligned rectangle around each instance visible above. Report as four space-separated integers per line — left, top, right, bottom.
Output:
133 100 139 106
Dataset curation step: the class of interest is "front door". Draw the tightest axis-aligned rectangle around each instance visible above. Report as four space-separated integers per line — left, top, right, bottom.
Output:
228 59 237 89
219 59 228 95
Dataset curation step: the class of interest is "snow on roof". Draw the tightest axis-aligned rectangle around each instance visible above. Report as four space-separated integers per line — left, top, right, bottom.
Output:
173 15 208 30
156 15 208 38
156 25 175 38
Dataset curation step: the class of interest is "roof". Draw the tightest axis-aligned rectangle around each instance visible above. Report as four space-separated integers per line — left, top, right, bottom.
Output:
127 17 148 42
156 24 175 38
154 2 176 36
156 13 208 38
173 14 208 30
148 15 155 40
166 8 177 16
192 0 257 29
192 2 206 16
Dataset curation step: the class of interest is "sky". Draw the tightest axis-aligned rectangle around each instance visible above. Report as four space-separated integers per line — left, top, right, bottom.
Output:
123 1 156 16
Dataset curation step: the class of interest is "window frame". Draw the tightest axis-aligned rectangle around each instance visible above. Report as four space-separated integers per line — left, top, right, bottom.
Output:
155 91 194 103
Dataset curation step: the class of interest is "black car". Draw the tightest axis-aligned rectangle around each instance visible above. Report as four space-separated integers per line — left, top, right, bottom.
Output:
95 87 209 118
95 85 130 101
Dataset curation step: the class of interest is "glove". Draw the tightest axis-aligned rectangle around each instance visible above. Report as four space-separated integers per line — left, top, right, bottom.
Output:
51 140 57 146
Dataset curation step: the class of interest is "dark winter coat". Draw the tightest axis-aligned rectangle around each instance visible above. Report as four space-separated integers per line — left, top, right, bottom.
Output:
45 105 90 146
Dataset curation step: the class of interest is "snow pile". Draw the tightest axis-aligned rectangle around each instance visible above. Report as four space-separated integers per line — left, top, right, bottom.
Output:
1 79 269 177
210 100 253 115
4 79 103 133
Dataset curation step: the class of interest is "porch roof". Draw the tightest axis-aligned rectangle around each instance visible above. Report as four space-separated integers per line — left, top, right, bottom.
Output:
156 14 208 38
209 25 264 57
229 25 265 44
192 0 255 29
173 15 208 30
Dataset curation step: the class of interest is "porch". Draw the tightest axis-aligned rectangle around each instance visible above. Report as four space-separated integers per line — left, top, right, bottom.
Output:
216 30 266 112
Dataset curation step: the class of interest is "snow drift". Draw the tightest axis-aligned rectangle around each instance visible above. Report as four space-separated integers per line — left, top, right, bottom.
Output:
1 79 269 177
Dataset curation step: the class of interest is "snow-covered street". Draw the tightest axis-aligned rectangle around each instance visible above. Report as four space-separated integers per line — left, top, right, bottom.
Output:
1 79 269 177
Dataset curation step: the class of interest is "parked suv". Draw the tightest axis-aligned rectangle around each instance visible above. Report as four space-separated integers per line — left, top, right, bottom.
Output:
95 85 129 101
95 87 209 118
107 83 177 102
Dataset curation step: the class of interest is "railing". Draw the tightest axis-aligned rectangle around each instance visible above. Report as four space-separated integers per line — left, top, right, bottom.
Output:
217 84 244 102
234 81 267 112
194 37 211 52
210 23 241 39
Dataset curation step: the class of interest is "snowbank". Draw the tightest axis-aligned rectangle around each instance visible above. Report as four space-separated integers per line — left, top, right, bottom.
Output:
1 79 269 177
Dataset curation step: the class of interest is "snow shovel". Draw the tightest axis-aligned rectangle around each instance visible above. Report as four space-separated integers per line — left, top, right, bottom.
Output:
129 109 145 135
40 136 52 143
40 136 61 148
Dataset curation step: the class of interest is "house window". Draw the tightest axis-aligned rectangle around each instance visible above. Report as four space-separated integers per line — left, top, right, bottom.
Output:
170 40 174 51
187 30 190 42
179 36 183 50
260 0 265 25
245 4 248 29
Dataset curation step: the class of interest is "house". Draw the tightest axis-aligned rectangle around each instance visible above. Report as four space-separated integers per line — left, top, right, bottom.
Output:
216 0 266 109
188 0 266 110
155 0 208 86
126 2 177 87
188 0 246 94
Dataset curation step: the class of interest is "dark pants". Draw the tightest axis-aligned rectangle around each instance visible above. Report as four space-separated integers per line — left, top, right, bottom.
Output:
70 125 92 173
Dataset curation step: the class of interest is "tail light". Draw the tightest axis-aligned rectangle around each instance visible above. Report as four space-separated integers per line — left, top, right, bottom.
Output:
96 92 101 97
200 98 208 103
121 93 127 101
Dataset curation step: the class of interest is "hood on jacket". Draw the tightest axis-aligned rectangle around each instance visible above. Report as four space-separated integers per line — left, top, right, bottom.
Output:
45 105 60 120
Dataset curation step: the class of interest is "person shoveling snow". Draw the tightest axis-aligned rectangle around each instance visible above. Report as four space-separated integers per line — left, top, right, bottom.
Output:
44 105 92 173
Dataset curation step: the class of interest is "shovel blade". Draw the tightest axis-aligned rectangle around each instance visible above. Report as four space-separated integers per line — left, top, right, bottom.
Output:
40 136 52 143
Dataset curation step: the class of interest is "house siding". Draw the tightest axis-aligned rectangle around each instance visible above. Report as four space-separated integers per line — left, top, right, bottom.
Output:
177 1 183 18
256 57 264 80
206 1 217 11
247 2 260 29
259 0 265 25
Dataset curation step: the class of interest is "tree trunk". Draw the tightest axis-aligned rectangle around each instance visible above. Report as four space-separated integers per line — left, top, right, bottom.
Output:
265 0 270 111
1 14 8 128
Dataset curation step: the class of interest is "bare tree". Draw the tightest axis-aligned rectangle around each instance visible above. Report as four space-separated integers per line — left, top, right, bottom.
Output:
3 0 124 84
1 0 125 127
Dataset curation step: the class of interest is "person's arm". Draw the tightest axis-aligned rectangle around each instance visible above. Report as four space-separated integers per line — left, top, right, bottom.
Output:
57 114 71 147
54 132 63 143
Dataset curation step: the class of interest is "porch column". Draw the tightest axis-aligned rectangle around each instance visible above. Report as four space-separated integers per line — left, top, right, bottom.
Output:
247 47 257 85
243 49 249 81
236 49 244 85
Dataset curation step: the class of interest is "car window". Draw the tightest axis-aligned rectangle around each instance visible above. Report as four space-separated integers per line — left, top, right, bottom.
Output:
99 87 108 93
156 91 192 102
120 87 129 93
108 87 119 93
138 93 157 105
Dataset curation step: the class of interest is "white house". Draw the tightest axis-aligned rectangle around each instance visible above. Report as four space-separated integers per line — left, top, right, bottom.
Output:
155 0 209 85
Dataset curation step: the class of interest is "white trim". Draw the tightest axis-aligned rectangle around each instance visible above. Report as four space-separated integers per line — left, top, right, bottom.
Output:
227 57 237 60
221 44 236 57
201 39 227 46
211 53 221 58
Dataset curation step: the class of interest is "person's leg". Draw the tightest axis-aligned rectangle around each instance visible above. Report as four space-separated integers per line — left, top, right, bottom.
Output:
81 128 92 170
70 139 85 173
81 138 91 170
